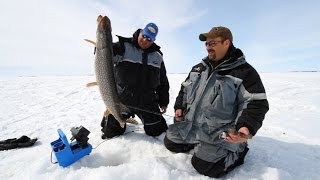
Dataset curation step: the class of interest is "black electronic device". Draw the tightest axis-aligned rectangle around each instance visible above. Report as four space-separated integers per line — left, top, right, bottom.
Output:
70 126 90 148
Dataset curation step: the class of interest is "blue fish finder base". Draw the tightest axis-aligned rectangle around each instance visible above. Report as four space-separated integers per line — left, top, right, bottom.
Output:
50 129 92 167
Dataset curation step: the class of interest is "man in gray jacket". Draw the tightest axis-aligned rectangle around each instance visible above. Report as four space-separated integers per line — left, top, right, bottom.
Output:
164 26 269 178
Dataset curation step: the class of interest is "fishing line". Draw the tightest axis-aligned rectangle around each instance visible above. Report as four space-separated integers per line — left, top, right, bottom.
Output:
50 131 135 164
92 130 135 149
117 103 175 118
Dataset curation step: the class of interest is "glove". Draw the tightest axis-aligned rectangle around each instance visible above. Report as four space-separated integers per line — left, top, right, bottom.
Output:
0 136 38 151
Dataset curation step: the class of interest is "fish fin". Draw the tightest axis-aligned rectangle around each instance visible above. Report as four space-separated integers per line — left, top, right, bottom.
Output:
126 118 139 125
119 122 126 128
84 39 96 46
86 81 98 87
104 107 111 117
103 107 129 128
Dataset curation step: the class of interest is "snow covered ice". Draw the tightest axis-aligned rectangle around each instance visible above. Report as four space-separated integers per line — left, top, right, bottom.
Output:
0 72 320 180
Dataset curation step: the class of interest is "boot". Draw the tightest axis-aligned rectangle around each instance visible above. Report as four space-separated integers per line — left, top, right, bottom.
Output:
101 114 126 139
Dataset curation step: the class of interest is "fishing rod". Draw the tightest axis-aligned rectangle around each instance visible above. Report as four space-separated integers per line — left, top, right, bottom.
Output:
114 103 175 118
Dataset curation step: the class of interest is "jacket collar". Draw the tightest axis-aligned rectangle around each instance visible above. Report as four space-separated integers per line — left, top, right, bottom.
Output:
203 45 246 71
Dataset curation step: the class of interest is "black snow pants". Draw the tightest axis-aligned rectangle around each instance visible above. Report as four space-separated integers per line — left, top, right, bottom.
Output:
101 103 168 139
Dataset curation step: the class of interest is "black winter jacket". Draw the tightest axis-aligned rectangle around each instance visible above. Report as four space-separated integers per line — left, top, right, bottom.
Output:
112 29 170 110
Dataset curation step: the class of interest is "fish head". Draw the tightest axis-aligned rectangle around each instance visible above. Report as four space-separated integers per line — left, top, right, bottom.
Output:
98 15 112 32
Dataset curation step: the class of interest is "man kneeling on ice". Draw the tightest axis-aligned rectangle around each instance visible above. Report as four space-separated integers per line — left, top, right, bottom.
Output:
96 15 170 139
164 26 269 178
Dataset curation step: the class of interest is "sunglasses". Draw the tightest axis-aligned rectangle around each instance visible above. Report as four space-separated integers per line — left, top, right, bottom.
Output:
205 41 222 47
142 35 153 42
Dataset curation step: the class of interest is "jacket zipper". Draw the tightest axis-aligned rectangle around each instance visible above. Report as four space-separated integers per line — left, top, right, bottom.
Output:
211 85 221 104
208 59 228 104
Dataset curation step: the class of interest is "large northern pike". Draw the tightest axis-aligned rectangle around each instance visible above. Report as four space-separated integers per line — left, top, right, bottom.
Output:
95 16 128 127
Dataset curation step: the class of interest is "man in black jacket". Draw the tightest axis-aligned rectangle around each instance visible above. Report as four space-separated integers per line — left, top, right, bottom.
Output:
164 26 269 178
100 18 170 139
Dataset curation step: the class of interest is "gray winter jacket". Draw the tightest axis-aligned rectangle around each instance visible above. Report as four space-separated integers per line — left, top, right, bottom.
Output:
167 47 269 163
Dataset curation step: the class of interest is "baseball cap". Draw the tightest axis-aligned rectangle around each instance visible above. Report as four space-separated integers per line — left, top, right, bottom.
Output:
142 23 158 42
199 26 233 42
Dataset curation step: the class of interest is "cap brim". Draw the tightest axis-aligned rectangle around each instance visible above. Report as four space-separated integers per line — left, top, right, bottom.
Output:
199 33 208 41
142 30 156 42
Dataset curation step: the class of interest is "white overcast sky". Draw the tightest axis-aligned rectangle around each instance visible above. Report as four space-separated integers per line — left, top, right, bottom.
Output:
0 0 319 76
